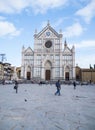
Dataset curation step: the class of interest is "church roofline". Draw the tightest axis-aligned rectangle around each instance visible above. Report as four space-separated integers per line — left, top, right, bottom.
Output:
24 47 34 53
63 40 72 53
34 21 62 38
63 45 72 54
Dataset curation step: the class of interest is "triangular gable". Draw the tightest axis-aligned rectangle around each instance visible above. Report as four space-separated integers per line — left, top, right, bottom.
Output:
25 47 34 54
36 24 59 38
63 47 72 54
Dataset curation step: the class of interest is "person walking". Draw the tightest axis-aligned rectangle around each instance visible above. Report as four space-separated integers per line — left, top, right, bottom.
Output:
14 80 18 93
55 80 61 96
73 81 76 89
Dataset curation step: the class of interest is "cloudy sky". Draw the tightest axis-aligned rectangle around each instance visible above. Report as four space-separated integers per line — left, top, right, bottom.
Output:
0 0 95 68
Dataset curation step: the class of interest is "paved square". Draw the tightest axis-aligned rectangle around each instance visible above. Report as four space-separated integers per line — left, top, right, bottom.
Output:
0 83 95 130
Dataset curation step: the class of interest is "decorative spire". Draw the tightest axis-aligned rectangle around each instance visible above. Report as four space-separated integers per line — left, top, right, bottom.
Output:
76 64 78 67
64 38 67 47
72 45 75 49
47 20 50 26
22 45 25 50
72 45 75 52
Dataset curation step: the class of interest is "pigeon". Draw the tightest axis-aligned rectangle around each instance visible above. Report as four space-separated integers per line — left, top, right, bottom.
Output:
24 99 27 102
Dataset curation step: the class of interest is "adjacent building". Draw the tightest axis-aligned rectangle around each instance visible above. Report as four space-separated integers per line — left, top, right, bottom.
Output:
3 63 12 80
76 65 95 83
0 62 12 80
0 62 4 80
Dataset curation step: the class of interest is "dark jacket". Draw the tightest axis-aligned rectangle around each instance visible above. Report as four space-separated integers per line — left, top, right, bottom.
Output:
73 81 76 86
56 81 61 89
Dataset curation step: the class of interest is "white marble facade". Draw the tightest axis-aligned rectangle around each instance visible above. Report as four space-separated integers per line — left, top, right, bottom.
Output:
21 22 75 81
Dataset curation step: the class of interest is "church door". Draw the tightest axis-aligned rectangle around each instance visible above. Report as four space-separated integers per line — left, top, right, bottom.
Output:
45 70 51 80
65 72 69 80
27 72 31 80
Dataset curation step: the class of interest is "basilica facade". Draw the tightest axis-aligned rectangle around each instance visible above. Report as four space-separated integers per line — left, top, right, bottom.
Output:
21 22 75 81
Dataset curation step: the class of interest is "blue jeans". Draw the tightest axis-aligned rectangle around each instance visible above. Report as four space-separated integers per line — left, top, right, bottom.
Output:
55 88 60 96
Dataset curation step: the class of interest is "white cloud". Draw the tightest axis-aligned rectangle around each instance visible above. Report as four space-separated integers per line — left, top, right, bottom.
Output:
30 0 68 14
69 39 95 67
74 39 95 67
76 54 95 68
0 0 27 13
76 0 95 23
41 18 64 29
0 21 21 37
63 22 83 38
75 40 95 67
75 40 95 48
53 18 64 28
0 0 68 14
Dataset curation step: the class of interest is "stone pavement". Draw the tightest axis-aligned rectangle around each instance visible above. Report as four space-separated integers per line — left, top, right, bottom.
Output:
0 83 95 130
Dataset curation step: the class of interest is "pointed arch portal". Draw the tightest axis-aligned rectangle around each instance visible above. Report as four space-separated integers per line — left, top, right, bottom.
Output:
45 60 52 80
45 70 51 80
27 66 31 80
65 72 69 80
65 66 70 80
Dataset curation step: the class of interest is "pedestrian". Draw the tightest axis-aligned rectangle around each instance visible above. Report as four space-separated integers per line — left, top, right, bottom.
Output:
14 80 18 93
55 80 61 96
73 81 76 89
2 79 5 85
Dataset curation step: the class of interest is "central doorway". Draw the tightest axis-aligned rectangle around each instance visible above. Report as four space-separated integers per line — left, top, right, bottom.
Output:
65 72 69 80
45 70 51 80
27 66 31 80
27 72 31 80
44 60 52 80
